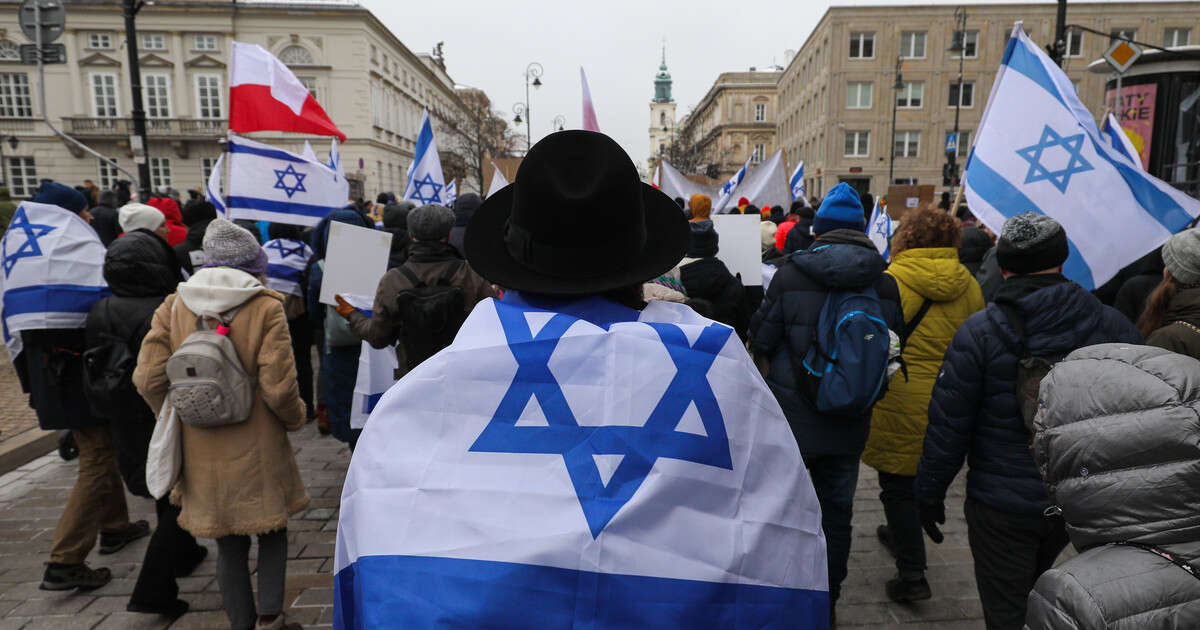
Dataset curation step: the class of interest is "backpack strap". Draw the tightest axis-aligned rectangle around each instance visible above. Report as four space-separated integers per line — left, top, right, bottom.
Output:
996 302 1031 358
900 298 934 348
398 265 424 289
436 261 465 287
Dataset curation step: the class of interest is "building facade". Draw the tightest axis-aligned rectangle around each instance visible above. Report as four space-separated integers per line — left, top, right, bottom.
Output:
676 71 780 181
0 0 475 202
648 47 676 171
776 1 1200 200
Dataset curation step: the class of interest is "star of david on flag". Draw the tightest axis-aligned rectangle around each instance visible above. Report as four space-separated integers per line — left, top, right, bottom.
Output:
408 174 443 205
2 207 56 277
263 237 313 297
963 22 1200 290
403 110 446 206
272 164 308 198
333 295 830 629
226 134 349 228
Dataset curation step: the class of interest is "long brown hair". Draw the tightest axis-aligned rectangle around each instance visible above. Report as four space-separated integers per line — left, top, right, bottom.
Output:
1138 271 1179 338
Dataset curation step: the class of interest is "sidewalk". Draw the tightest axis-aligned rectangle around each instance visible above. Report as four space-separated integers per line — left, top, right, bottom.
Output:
0 361 59 477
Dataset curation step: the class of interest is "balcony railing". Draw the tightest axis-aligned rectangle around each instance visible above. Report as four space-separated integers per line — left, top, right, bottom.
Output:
63 117 226 138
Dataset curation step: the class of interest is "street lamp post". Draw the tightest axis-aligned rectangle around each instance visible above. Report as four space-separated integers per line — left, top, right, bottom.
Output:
889 56 904 184
552 114 566 132
512 62 543 152
947 7 968 203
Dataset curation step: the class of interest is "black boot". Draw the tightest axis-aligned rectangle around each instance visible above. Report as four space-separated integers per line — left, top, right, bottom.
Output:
99 520 151 555
886 575 932 603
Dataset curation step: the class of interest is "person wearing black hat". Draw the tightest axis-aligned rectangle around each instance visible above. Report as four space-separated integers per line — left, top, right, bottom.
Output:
914 212 1141 629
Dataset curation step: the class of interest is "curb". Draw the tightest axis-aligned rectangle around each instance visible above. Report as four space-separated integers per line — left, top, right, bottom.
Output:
0 429 59 476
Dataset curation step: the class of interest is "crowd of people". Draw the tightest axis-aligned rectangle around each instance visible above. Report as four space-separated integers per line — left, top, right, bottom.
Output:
5 127 1200 630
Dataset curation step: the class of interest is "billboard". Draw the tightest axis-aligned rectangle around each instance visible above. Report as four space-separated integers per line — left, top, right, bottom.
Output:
1107 83 1156 170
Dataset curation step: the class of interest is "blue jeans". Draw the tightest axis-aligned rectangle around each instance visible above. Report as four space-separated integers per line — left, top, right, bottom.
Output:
803 454 860 603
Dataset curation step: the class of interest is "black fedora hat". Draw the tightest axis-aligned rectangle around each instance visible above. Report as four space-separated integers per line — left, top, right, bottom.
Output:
464 130 688 295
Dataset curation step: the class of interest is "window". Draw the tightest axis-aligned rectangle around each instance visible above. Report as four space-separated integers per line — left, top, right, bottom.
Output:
897 81 923 108
752 143 765 163
894 130 920 158
278 45 315 66
900 31 926 59
201 157 218 185
90 73 119 117
844 130 869 157
193 34 218 51
7 157 36 198
1109 28 1136 42
953 30 978 58
846 81 873 109
195 74 222 118
949 81 975 108
143 74 171 118
0 40 18 61
88 33 112 50
370 45 377 64
1164 28 1191 48
753 103 766 122
98 158 120 190
894 177 917 186
849 32 875 59
0 73 32 118
1066 30 1083 57
140 34 166 51
149 157 171 189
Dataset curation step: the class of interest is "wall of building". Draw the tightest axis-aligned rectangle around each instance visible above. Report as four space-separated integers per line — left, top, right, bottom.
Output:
678 71 781 180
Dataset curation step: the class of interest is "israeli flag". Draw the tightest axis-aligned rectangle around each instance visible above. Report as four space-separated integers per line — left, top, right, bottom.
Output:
335 294 829 629
713 154 753 213
0 202 110 360
263 237 313 297
964 24 1200 289
444 179 457 206
1100 112 1143 171
790 160 806 204
350 341 398 430
206 153 226 216
403 110 446 206
867 197 893 260
226 134 349 228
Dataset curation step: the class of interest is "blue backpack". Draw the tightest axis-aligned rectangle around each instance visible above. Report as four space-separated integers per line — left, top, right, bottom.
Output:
800 288 892 416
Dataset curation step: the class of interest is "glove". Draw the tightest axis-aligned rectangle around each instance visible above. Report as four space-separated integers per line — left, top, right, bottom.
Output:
334 295 355 318
919 501 945 544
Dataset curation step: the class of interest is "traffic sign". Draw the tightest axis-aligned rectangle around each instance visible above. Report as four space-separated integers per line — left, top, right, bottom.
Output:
18 43 65 64
1103 39 1142 74
18 0 65 45
945 132 958 154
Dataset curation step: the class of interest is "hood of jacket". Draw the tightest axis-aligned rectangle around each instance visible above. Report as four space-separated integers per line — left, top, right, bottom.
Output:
1164 286 1200 325
989 275 1111 354
783 219 814 254
310 208 375 259
1033 344 1200 550
177 267 267 316
147 197 184 227
959 226 992 265
104 230 183 297
788 228 885 290
679 257 735 298
889 247 976 303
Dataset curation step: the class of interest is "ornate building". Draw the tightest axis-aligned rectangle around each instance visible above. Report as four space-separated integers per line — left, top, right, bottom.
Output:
648 46 676 172
675 70 781 181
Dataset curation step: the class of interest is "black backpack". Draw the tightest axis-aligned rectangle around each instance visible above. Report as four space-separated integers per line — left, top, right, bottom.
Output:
998 303 1067 432
83 303 151 420
395 262 468 370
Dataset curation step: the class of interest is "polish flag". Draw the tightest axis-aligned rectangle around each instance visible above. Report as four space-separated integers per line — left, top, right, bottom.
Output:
580 67 600 132
229 42 346 141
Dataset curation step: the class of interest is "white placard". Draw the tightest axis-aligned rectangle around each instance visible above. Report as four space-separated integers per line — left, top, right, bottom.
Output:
319 221 393 306
711 214 764 286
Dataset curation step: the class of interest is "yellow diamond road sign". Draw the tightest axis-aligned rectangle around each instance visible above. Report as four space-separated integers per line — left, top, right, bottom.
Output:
1104 39 1142 74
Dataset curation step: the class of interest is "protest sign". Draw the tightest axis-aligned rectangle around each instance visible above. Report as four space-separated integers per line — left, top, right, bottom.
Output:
712 214 764 286
319 222 392 306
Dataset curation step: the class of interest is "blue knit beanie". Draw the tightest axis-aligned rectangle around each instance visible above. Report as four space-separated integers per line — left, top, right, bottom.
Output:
812 183 865 234
32 181 87 214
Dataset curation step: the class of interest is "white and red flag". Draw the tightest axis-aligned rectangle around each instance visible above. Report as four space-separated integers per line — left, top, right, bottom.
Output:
580 67 600 132
229 42 346 141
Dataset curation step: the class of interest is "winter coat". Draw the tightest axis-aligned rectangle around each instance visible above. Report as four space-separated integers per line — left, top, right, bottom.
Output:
958 227 992 277
975 247 1003 302
89 204 120 246
306 209 377 340
346 240 497 376
1145 286 1200 360
146 198 187 247
133 268 309 538
862 248 984 476
914 275 1142 516
85 230 183 497
749 229 904 456
783 219 815 254
174 219 213 276
1024 344 1200 630
18 328 106 431
449 193 481 257
679 256 749 340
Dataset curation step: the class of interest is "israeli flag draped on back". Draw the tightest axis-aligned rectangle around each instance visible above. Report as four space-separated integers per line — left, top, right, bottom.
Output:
349 341 397 430
791 160 806 203
0 202 109 360
713 154 752 213
226 134 349 228
867 197 893 261
403 110 446 206
335 294 829 629
262 237 313 297
964 24 1200 289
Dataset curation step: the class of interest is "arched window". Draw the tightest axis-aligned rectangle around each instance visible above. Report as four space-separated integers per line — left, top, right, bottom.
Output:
278 45 315 66
0 40 18 61
659 111 666 126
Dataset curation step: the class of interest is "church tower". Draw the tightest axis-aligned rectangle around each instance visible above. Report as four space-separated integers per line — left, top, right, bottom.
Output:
648 44 677 172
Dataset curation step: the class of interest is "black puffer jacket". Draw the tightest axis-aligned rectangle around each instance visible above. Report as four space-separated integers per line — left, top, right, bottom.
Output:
85 230 183 497
915 275 1142 516
1025 344 1200 630
749 229 903 455
679 257 749 340
958 227 992 276
783 219 815 254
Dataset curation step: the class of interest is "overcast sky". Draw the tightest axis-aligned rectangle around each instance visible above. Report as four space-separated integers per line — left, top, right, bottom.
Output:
363 0 1150 171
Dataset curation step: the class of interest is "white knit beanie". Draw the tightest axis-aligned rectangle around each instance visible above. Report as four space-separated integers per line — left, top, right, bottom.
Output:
118 203 165 234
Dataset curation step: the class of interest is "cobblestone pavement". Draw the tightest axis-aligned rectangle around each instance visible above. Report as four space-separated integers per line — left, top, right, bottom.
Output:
0 409 1025 629
0 361 37 443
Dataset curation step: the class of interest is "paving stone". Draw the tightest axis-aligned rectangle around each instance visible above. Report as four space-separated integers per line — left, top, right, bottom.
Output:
8 595 95 617
164 610 226 629
91 612 171 630
291 587 333 608
19 615 105 630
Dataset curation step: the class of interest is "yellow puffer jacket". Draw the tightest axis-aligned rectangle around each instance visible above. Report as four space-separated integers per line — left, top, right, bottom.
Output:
862 247 985 476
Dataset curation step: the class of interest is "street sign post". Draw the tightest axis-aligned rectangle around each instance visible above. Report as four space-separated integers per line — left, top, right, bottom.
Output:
1103 39 1142 74
18 0 65 45
945 132 958 155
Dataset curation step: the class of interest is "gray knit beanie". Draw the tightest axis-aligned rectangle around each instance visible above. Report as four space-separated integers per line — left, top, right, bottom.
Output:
1163 228 1200 286
407 204 455 242
996 212 1069 274
202 217 268 275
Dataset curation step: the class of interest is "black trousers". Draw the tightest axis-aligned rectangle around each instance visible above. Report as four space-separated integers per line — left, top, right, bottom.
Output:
878 471 926 578
964 498 1069 630
129 497 204 606
288 316 314 415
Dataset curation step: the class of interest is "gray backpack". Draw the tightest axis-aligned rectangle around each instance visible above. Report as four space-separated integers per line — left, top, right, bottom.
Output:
165 303 256 428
